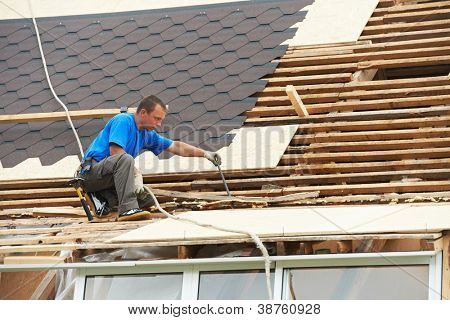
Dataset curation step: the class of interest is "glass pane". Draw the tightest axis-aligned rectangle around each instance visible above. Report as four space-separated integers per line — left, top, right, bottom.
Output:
286 265 429 300
84 273 183 300
198 270 274 300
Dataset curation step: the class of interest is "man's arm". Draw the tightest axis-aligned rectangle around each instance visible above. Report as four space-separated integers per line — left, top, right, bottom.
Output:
165 141 221 166
109 143 126 156
166 141 205 157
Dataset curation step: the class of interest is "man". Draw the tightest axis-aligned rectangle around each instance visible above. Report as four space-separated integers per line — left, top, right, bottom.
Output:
78 95 221 221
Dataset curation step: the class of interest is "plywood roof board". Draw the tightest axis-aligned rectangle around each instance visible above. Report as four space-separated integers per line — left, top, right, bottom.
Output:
286 0 379 46
136 125 299 174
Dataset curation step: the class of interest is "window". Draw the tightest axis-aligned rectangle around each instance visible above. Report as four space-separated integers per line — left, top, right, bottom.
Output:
84 273 183 300
75 252 441 300
285 265 429 300
198 270 275 300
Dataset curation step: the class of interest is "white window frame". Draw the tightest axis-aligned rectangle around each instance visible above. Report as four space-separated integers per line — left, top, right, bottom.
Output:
71 251 442 300
277 252 442 300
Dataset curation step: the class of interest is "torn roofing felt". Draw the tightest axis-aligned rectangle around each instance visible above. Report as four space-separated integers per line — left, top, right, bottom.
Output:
0 0 312 168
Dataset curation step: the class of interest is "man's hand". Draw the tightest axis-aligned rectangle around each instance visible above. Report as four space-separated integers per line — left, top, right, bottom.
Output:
204 151 222 166
165 141 222 166
134 168 151 199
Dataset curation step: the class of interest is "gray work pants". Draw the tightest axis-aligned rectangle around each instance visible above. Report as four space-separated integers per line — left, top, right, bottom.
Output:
78 153 139 213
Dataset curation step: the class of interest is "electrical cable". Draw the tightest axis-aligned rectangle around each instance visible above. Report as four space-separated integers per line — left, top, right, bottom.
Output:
29 0 273 299
29 3 84 158
147 189 274 300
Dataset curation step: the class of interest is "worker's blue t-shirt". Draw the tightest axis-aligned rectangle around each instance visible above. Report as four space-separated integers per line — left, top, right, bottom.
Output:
84 113 173 161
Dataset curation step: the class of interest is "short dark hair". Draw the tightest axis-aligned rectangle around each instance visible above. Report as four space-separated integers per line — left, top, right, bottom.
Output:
137 95 167 113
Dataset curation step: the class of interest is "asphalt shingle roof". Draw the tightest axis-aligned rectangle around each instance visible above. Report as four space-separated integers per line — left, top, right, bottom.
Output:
0 0 311 167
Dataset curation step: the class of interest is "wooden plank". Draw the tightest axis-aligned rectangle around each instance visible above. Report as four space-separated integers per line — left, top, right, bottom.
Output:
279 46 450 67
306 94 450 114
0 178 69 190
248 94 450 117
292 128 450 145
284 48 357 59
149 181 192 191
302 137 450 152
362 19 450 35
359 27 450 43
0 108 137 124
255 85 450 108
357 55 450 70
285 85 309 117
382 8 450 24
0 198 81 209
281 192 450 206
343 75 450 91
354 36 450 53
151 188 318 203
271 63 358 77
0 230 128 246
3 256 65 264
255 93 339 106
247 105 450 127
258 76 450 95
281 147 450 164
283 180 450 196
245 111 450 127
441 232 450 300
0 217 84 228
191 169 450 190
296 159 450 175
286 41 371 51
264 73 353 86
247 112 450 130
340 85 450 103
0 187 75 200
258 83 345 97
32 207 86 218
377 0 395 8
387 1 450 13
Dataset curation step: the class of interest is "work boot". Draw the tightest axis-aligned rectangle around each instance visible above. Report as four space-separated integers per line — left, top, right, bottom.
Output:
89 192 111 217
118 208 152 222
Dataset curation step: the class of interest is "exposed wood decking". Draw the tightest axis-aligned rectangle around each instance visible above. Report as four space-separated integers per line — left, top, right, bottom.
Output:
0 0 449 256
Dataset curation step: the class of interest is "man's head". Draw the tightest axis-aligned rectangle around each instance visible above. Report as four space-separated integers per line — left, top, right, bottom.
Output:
135 95 167 130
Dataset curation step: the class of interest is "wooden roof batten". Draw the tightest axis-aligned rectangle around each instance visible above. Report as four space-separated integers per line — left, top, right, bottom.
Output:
2 0 450 260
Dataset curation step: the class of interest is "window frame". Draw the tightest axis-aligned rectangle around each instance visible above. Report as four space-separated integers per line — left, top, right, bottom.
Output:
72 251 442 300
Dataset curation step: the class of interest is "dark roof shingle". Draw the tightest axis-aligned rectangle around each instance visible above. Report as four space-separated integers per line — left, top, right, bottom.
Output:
0 0 312 167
